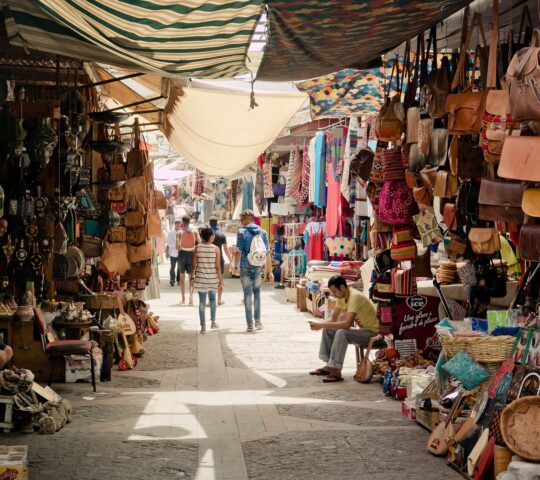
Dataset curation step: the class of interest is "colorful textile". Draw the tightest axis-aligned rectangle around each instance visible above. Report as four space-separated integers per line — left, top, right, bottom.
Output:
341 117 360 201
262 162 274 199
313 132 326 209
213 179 228 213
258 0 471 81
284 147 295 200
290 146 303 203
299 140 311 208
4 0 264 79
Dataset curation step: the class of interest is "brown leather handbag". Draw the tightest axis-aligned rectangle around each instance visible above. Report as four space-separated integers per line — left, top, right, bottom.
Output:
109 226 127 243
522 188 540 219
419 166 438 192
457 136 485 178
447 91 487 135
151 190 167 210
99 241 131 275
109 185 126 202
499 136 540 182
413 185 432 209
519 225 540 262
354 336 377 383
468 227 501 255
428 128 449 167
124 260 152 280
109 163 126 182
443 203 458 231
478 179 526 224
507 33 540 122
147 210 162 238
375 59 405 142
350 147 375 181
125 204 146 228
128 240 153 263
433 170 458 198
126 226 147 245
80 236 103 258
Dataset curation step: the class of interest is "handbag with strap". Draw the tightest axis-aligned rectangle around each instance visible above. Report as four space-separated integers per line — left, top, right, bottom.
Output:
381 148 405 181
151 190 167 210
109 163 126 182
413 185 432 209
478 179 525 224
109 226 127 243
522 187 540 220
354 336 378 383
499 136 540 182
124 260 152 280
125 203 146 228
378 180 416 226
375 59 405 142
99 240 131 275
457 180 481 217
433 170 458 198
443 203 459 231
390 227 417 261
109 185 126 202
350 147 374 181
126 225 147 245
469 228 501 255
126 120 148 179
457 136 485 178
80 236 102 258
507 31 540 121
428 128 449 167
147 210 162 238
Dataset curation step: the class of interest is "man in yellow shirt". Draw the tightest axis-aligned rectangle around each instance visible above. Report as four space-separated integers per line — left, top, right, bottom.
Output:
309 275 379 383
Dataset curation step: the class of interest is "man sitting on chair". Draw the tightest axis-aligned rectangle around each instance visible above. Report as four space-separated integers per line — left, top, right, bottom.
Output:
309 275 379 383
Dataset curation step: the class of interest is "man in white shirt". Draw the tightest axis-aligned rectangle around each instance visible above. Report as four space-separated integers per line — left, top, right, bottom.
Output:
166 219 182 287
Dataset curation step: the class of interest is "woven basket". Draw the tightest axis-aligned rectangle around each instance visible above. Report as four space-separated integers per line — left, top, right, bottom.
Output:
440 336 515 363
82 294 118 310
493 445 513 477
501 396 540 461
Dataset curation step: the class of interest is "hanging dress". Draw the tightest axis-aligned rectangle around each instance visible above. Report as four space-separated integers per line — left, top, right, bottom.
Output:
305 222 325 261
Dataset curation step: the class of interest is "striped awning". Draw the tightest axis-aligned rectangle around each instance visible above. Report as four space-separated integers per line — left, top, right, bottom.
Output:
2 0 263 79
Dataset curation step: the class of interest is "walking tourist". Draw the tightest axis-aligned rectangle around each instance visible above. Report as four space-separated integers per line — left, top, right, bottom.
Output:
308 275 378 383
191 227 223 334
176 215 201 306
235 209 273 332
209 216 232 305
165 219 181 286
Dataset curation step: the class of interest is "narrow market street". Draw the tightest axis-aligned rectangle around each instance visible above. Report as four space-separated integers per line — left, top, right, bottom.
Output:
7 265 460 480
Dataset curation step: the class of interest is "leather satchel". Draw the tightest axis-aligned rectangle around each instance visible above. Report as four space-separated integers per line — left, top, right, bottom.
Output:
124 261 152 280
109 163 126 182
478 179 525 224
99 241 131 275
446 91 487 135
443 203 459 231
419 166 438 192
447 233 468 261
457 181 481 217
507 35 540 121
424 57 451 119
408 143 428 172
127 240 153 263
350 147 374 181
457 136 485 178
522 188 540 219
413 186 432 209
375 94 404 142
468 228 501 255
519 225 540 262
499 136 540 182
126 225 147 245
125 205 146 228
109 226 127 243
433 170 458 198
151 190 168 210
109 185 126 202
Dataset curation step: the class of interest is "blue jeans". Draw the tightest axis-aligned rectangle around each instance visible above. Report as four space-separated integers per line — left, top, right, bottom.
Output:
198 291 216 326
240 267 261 326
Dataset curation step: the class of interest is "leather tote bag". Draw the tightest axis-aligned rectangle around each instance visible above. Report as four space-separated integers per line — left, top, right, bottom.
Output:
350 147 375 181
354 336 377 383
522 188 540 219
147 210 162 238
478 179 525 224
468 228 501 255
519 225 540 261
99 241 131 275
127 240 153 263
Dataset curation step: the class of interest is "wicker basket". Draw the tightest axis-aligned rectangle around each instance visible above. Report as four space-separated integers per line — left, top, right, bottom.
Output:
478 361 503 392
440 336 515 363
493 445 513 477
501 396 540 461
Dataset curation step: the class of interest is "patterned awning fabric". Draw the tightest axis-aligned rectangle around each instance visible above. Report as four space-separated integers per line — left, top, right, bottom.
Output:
257 0 473 81
296 68 385 119
2 0 263 79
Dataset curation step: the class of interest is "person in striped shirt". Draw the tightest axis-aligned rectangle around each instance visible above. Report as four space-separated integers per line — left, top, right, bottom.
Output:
191 227 223 334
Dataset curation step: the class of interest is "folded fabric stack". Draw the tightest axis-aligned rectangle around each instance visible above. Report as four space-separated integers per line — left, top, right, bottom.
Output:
306 261 364 285
436 261 458 284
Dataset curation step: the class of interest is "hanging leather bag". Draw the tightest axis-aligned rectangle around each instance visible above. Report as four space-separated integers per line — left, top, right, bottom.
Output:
499 136 540 182
478 179 525 224
457 136 485 178
375 58 405 142
99 240 131 275
125 260 152 280
433 170 458 198
80 236 103 258
127 240 153 263
109 185 126 202
354 336 377 383
109 226 127 243
350 147 375 181
126 119 148 178
519 225 540 261
125 203 146 228
507 31 540 122
147 210 162 238
126 226 147 245
468 227 501 255
522 187 540 220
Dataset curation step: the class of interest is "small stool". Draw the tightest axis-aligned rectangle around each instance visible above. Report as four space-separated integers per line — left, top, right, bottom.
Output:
354 336 388 364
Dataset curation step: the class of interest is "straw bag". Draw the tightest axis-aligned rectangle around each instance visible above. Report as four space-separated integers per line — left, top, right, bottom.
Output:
125 204 146 228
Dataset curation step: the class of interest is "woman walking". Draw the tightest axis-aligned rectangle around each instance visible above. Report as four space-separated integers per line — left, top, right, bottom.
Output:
191 227 223 333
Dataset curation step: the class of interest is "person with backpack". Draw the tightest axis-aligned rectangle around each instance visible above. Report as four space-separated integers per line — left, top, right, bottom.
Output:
176 215 201 305
191 227 223 333
235 210 273 332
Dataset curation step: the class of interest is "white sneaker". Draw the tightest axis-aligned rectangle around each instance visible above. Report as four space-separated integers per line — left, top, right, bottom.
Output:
200 325 206 334
255 322 263 330
210 321 219 329
246 325 254 333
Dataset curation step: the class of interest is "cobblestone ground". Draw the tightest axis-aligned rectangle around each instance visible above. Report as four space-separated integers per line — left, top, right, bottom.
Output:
1 263 460 480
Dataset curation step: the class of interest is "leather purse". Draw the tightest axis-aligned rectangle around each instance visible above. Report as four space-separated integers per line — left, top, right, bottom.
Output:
126 226 147 245
433 170 458 198
413 250 432 278
354 336 377 383
125 205 146 228
443 203 458 231
80 236 103 258
405 170 420 190
350 147 374 181
127 240 153 263
457 136 485 178
408 143 428 172
457 181 480 217
479 179 525 224
375 94 404 142
109 226 126 243
419 166 438 191
124 260 152 280
468 228 501 255
519 225 540 262
151 190 167 210
522 188 540 219
147 210 162 238
447 233 468 261
413 186 432 209
499 136 540 182
109 185 126 202
99 241 131 275
109 163 126 182
507 34 540 121
446 91 487 135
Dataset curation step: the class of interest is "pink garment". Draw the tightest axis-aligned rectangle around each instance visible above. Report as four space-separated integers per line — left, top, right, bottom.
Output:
308 231 324 261
326 163 342 236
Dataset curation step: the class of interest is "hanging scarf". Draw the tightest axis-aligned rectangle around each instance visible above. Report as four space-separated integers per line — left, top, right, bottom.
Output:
289 145 303 204
341 116 360 201
299 140 311 209
284 146 294 200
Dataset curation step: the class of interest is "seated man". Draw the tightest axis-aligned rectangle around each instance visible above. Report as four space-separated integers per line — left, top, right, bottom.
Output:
309 275 378 383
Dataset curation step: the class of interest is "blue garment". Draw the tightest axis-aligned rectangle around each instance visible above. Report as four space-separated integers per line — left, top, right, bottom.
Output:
198 291 217 326
236 223 269 269
240 267 261 326
274 236 287 262
313 132 326 208
242 176 254 210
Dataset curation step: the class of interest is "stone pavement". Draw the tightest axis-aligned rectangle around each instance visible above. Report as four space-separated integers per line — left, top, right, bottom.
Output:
3 264 461 480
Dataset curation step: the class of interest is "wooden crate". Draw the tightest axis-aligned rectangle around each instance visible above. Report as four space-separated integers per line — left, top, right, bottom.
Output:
296 286 307 312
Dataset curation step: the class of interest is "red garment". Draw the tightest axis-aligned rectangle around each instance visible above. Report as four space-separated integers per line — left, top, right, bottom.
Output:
308 231 324 261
